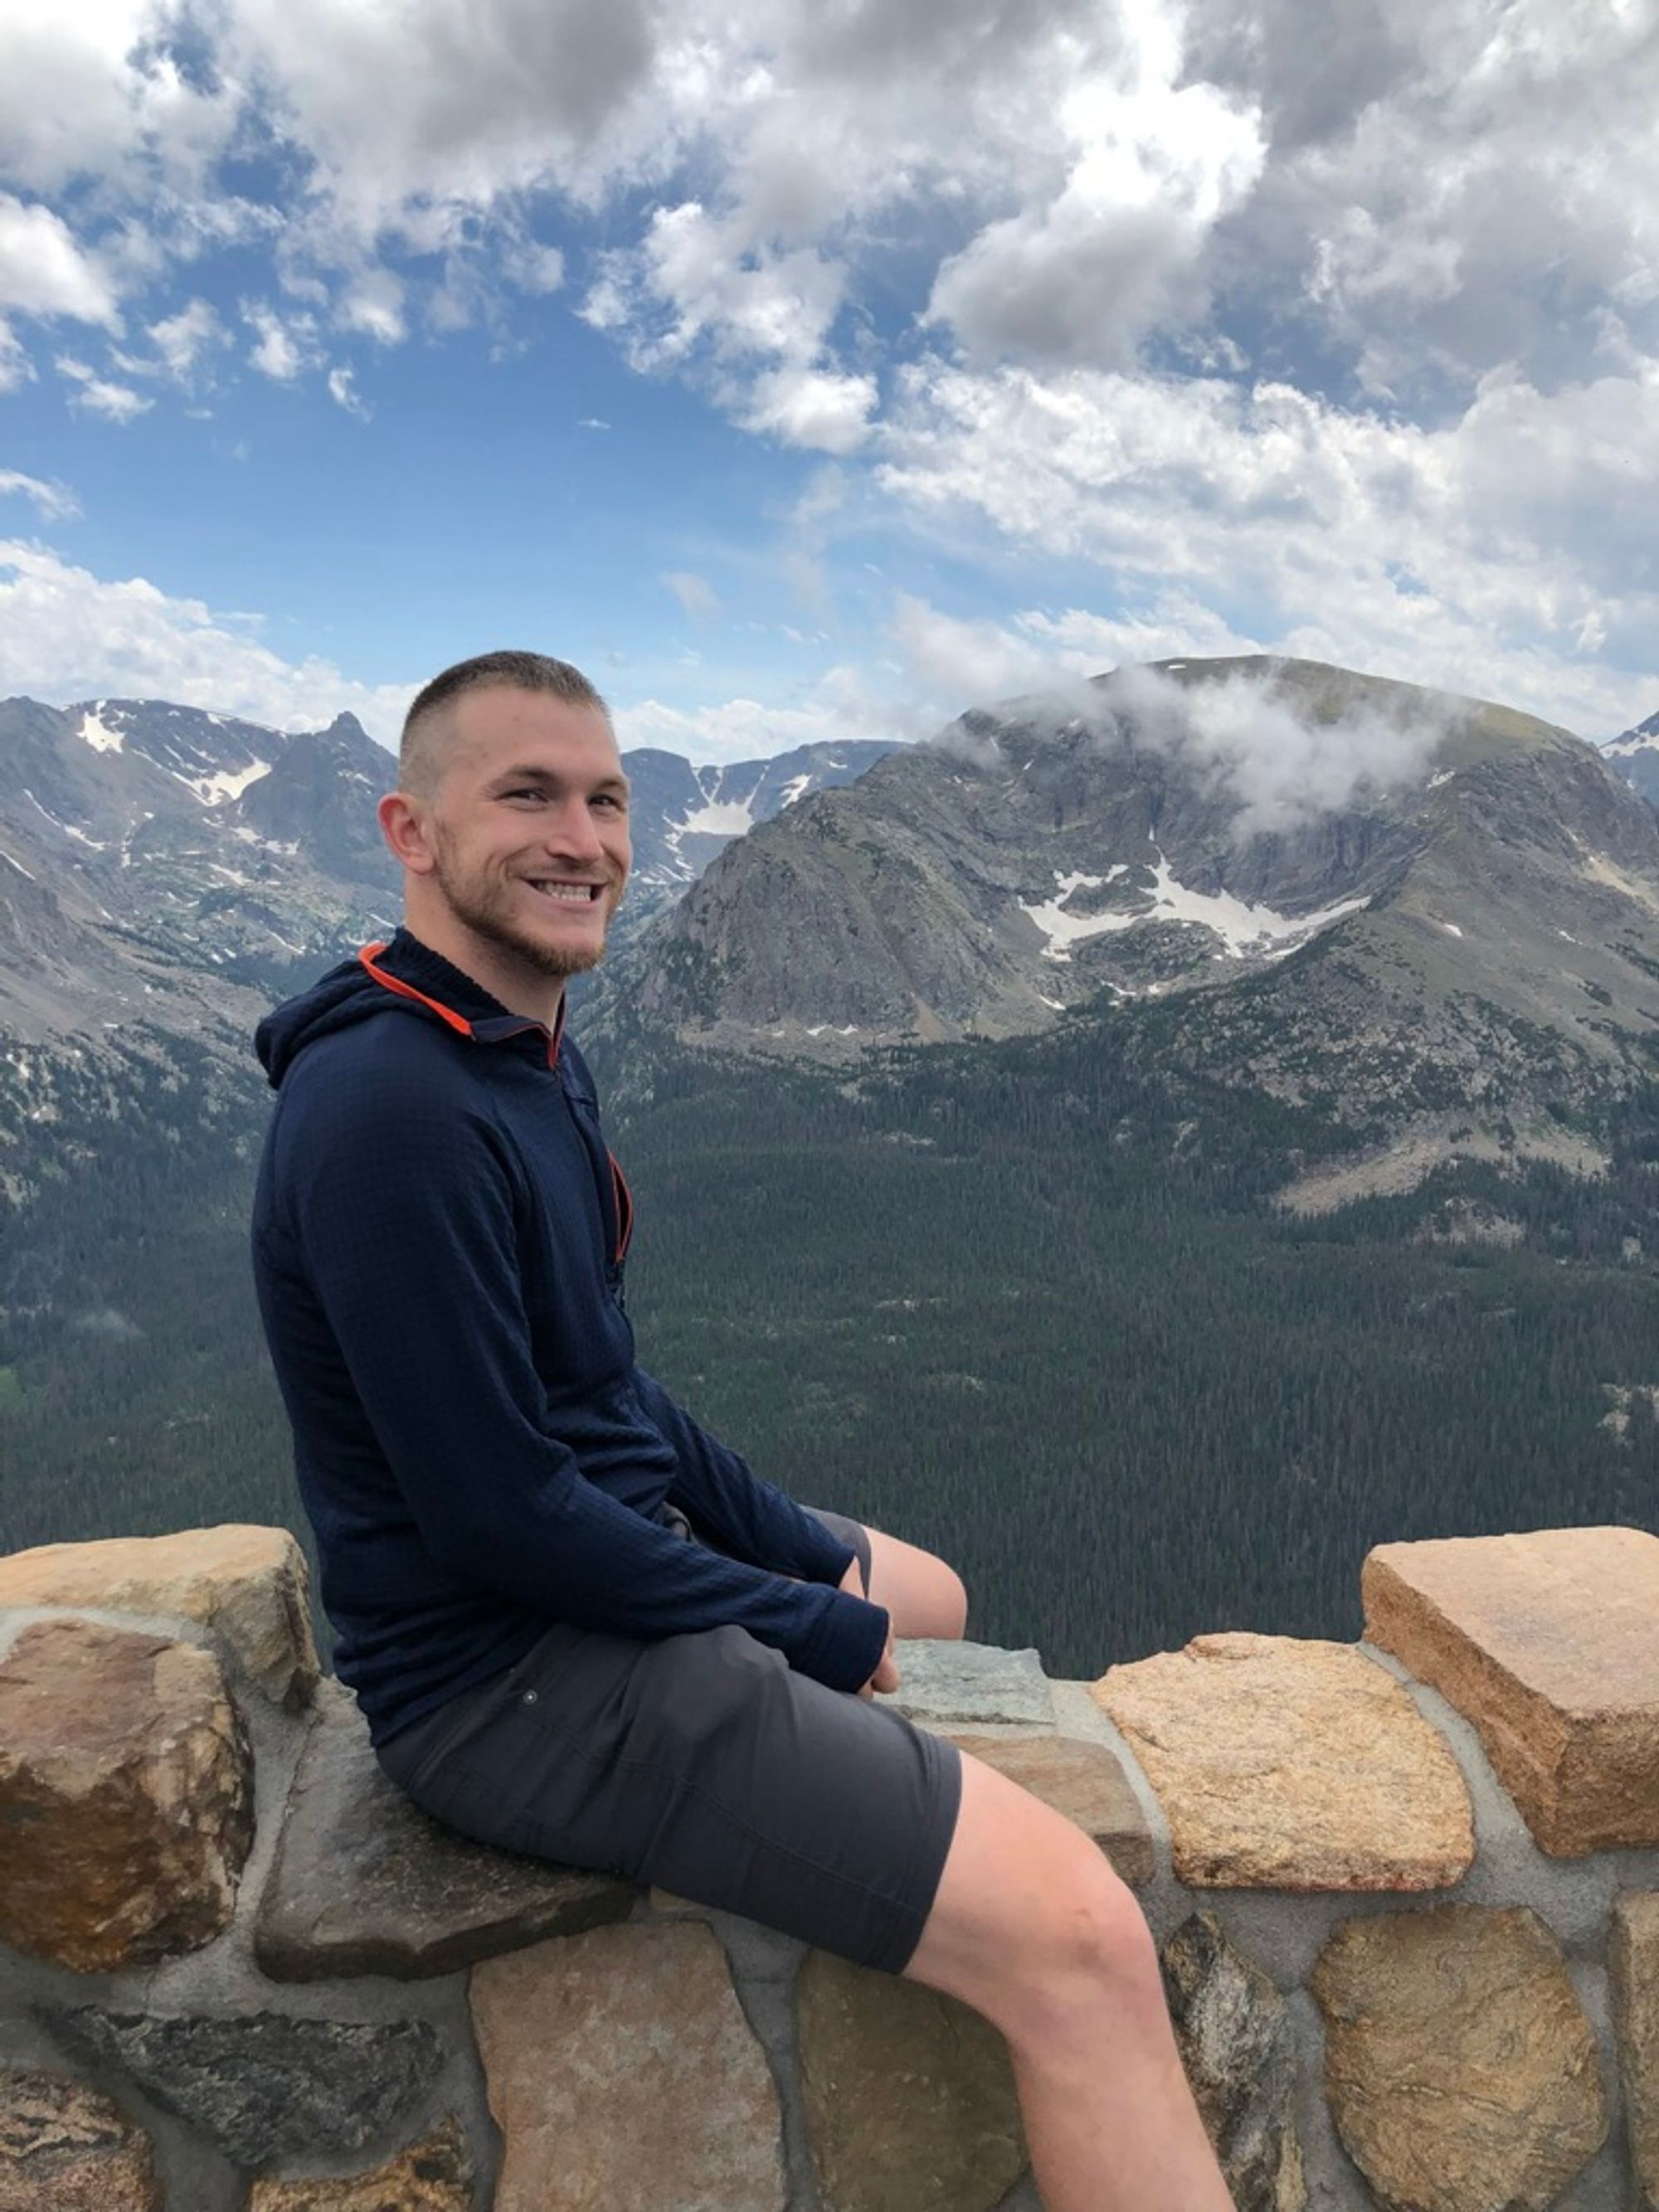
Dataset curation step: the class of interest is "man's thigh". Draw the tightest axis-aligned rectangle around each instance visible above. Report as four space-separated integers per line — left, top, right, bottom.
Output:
378 1615 963 1975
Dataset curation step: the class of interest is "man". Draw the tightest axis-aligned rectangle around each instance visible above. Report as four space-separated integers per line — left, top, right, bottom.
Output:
251 650 1229 2212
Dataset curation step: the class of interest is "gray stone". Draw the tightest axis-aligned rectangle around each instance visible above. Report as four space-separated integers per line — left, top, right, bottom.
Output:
0 2069 161 2212
255 1682 635 1981
882 1641 1053 1729
243 2117 473 2210
1160 1913 1307 2212
55 2011 443 2171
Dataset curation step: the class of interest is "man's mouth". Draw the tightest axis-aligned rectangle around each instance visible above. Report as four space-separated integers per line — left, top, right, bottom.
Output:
523 879 606 904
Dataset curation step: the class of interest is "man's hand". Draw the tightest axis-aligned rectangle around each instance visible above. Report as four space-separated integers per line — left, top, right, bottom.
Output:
859 1623 900 1699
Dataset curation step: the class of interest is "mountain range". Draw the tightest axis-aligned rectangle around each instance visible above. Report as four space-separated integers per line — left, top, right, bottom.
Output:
5 660 1659 1671
591 658 1659 1208
0 693 891 1202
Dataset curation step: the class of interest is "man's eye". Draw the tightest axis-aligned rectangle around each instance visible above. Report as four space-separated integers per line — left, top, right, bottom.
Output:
593 794 625 811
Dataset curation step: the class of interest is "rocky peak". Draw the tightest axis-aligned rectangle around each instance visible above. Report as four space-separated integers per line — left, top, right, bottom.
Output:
1603 706 1659 806
595 657 1659 1168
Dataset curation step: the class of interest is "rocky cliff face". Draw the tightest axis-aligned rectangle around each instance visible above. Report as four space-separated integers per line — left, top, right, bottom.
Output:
601 658 1659 1148
0 696 401 1050
1603 707 1659 808
0 695 893 1201
621 739 896 900
0 698 895 1045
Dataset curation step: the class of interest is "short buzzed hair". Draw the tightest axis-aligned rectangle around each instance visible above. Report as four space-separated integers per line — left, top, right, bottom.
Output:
399 650 612 798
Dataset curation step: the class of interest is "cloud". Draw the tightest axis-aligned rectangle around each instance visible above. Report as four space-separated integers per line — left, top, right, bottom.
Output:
884 591 1265 731
2 0 1656 745
0 193 118 324
742 366 877 455
615 672 893 766
1187 0 1659 396
326 363 369 418
928 26 1264 369
888 594 1061 711
663 571 720 620
56 353 152 421
244 300 316 381
0 467 80 520
0 3 236 199
504 239 565 295
1106 662 1449 834
878 357 1659 737
148 297 226 378
339 267 406 344
0 540 414 742
0 318 28 390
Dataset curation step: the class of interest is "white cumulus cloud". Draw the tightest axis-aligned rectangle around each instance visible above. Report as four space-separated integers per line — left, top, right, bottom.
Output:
56 353 152 421
0 540 414 742
0 467 80 519
0 193 118 324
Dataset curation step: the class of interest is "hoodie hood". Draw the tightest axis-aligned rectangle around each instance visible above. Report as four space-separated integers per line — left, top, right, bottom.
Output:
255 926 562 1087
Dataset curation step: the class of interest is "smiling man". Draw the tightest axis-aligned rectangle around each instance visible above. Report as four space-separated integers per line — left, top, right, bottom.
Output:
250 650 1228 2212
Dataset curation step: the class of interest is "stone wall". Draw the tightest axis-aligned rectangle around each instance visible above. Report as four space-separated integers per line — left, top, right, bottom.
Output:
2 1524 1658 2210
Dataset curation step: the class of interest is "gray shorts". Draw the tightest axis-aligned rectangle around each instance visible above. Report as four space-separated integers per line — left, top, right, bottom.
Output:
376 1510 962 1974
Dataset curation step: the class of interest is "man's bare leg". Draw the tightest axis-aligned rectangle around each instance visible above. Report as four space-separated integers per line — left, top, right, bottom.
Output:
850 1525 968 1639
905 1754 1230 2212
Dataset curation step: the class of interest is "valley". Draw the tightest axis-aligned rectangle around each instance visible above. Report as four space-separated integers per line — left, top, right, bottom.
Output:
5 658 1659 1673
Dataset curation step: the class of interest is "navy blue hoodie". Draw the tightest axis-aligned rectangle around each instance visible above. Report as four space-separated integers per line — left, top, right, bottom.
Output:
251 927 888 1745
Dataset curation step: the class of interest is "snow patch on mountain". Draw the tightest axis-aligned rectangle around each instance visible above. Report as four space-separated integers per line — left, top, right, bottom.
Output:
178 760 273 806
1020 853 1369 964
77 706 125 753
679 795 757 837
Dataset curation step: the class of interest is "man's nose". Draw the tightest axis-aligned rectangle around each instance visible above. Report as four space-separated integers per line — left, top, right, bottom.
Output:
540 798 605 862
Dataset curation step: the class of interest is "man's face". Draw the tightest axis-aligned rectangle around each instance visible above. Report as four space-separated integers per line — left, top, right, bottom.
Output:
423 686 631 982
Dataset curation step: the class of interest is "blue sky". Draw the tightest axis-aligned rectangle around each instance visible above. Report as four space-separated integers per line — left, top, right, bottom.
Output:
2 0 1657 760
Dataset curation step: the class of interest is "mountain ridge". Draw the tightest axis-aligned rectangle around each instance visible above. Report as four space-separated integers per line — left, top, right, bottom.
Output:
587 655 1659 1205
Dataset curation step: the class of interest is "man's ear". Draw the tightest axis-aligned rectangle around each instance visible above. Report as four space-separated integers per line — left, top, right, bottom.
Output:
377 790 437 874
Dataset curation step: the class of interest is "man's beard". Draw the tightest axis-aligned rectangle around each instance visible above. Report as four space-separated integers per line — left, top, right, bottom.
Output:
431 839 616 980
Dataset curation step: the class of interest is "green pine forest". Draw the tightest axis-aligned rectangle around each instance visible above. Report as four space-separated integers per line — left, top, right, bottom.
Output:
3 1009 1658 1680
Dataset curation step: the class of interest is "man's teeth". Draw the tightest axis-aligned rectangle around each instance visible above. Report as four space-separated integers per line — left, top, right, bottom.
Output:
528 881 598 902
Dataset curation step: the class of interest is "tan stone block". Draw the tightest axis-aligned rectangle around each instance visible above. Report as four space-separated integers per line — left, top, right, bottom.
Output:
470 1922 784 2211
243 2117 472 2210
1364 1526 1659 1852
795 1949 1026 2212
1311 1904 1607 2212
0 1524 319 1707
0 2069 161 2212
947 1732 1153 1884
1092 1632 1473 1889
0 1618 254 1971
1613 1892 1659 2207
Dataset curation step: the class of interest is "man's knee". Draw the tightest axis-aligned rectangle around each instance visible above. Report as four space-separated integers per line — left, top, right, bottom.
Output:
930 1558 969 1640
1053 1857 1161 2001
862 1527 969 1640
907 1758 1165 2044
